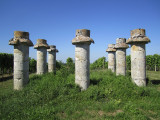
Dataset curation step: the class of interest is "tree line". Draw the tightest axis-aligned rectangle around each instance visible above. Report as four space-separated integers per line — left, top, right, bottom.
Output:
90 57 108 70
126 54 160 71
0 53 13 75
0 53 75 75
146 54 160 71
0 53 37 75
0 53 160 75
90 55 160 71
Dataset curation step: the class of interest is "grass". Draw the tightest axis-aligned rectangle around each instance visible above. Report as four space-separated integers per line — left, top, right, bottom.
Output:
0 69 160 120
147 71 160 80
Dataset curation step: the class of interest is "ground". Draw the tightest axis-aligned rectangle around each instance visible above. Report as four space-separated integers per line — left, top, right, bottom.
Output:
0 70 160 120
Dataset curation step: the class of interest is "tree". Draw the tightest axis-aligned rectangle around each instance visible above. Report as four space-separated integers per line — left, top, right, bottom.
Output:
146 55 153 71
90 57 107 70
66 57 74 65
0 53 13 74
153 54 160 71
66 57 75 74
56 60 64 70
126 55 131 70
29 58 36 73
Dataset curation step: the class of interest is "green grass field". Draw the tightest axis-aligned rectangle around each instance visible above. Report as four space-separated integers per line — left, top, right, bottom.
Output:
147 71 160 80
0 70 160 120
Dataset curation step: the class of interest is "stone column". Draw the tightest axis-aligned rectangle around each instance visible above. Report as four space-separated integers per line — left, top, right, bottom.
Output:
127 29 150 86
34 39 49 74
47 45 58 73
9 31 33 90
72 29 94 90
115 38 129 76
106 44 116 72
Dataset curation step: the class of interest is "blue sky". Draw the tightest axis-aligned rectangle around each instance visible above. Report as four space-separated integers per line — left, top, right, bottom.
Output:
0 0 160 63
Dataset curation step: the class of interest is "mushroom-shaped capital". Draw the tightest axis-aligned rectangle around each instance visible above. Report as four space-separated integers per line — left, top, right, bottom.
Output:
47 45 59 52
115 38 129 49
14 31 29 39
72 29 94 45
131 29 145 37
9 31 33 46
106 44 116 52
127 29 150 44
34 39 49 49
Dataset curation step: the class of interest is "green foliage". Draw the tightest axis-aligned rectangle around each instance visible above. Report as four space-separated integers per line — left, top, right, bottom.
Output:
126 55 131 70
146 54 160 71
29 58 36 73
66 57 75 74
126 54 160 71
0 53 37 74
90 57 108 70
56 60 64 70
0 53 13 74
55 58 75 76
1 69 160 119
66 57 74 64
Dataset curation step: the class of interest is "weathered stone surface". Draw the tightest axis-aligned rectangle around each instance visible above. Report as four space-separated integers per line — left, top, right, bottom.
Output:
34 39 49 49
115 38 128 76
9 31 32 90
131 43 146 86
106 44 116 72
47 45 58 73
14 31 29 38
127 29 150 86
106 44 116 52
36 48 47 74
47 45 58 52
116 49 126 76
34 39 48 74
14 44 29 90
72 29 94 45
9 31 33 46
108 52 116 72
115 38 129 49
127 37 150 44
131 29 145 37
72 29 94 90
75 44 90 90
127 29 150 44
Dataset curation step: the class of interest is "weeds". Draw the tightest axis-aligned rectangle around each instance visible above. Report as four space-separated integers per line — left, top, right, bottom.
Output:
0 69 160 119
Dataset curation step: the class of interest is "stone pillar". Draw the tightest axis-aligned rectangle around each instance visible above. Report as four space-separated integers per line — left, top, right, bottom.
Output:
72 29 94 90
127 29 150 86
9 31 33 90
47 45 58 73
115 38 129 76
106 44 116 72
34 39 49 74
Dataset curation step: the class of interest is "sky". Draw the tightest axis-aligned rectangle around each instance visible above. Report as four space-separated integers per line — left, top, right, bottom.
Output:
0 0 160 63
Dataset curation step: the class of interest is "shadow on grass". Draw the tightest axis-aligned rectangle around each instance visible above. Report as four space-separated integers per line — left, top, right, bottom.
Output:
29 74 42 82
0 76 13 82
150 80 160 85
0 73 37 82
90 78 102 85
